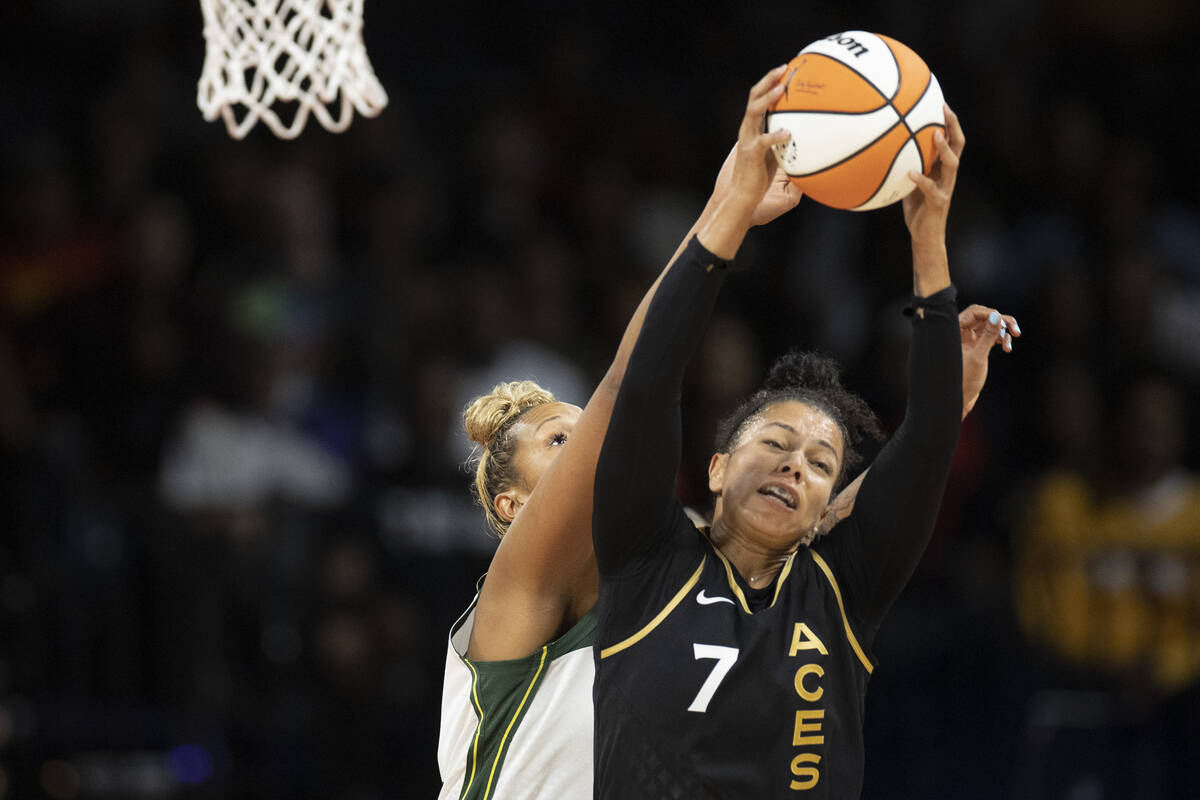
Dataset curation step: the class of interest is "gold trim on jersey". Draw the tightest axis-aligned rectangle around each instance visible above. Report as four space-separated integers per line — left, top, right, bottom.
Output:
772 550 798 607
483 645 549 799
460 659 485 800
709 541 797 613
710 545 752 613
809 550 874 674
600 556 707 659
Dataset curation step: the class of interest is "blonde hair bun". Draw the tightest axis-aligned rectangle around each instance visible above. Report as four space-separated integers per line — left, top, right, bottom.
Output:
463 380 556 448
463 380 556 537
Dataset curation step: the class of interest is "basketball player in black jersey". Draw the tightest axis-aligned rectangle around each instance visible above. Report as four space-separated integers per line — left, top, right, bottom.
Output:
590 66 970 798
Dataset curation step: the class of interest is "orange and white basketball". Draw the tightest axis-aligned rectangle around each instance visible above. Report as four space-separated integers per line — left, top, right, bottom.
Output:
767 32 946 211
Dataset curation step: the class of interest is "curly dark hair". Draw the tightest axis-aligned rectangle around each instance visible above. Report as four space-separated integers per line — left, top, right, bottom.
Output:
713 350 884 490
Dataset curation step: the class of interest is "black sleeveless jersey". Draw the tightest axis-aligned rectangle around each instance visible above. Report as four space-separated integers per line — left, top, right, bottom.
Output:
591 237 962 799
593 513 877 799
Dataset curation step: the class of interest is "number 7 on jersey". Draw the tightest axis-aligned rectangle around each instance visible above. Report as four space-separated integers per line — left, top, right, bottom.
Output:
687 644 739 712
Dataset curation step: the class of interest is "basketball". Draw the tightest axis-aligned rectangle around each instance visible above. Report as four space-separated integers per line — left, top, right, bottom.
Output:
767 31 946 211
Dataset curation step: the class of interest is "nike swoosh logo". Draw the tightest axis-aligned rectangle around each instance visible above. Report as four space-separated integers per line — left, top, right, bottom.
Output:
696 590 735 606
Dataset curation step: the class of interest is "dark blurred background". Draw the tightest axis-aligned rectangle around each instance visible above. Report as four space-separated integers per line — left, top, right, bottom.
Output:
2 1 1199 798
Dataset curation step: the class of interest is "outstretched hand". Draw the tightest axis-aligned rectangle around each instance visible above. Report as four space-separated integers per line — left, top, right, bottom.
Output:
725 65 795 216
960 304 1020 417
696 64 794 259
902 104 965 246
714 148 802 227
808 301 1019 543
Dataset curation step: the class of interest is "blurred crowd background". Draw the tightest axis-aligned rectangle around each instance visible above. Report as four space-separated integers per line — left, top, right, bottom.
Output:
2 1 1200 798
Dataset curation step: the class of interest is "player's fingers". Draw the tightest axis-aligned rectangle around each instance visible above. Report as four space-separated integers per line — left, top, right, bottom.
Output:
959 305 994 327
779 177 803 207
944 104 965 155
963 307 1019 337
772 168 803 206
959 307 987 343
907 169 942 201
755 127 791 153
930 135 959 198
967 309 1004 351
744 84 785 132
933 129 959 173
740 65 789 139
741 90 783 142
988 313 1020 351
750 63 791 101
745 66 789 117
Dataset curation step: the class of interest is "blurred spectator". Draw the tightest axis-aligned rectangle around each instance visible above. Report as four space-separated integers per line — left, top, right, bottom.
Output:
157 280 354 514
1013 372 1200 796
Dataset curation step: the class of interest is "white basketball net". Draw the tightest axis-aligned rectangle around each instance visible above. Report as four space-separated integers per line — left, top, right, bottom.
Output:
197 0 388 140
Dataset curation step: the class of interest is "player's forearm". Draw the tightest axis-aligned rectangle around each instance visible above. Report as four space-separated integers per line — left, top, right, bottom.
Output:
508 207 719 594
487 196 723 604
593 236 728 572
850 289 960 622
596 196 720 401
910 235 951 298
694 192 756 261
902 287 961 445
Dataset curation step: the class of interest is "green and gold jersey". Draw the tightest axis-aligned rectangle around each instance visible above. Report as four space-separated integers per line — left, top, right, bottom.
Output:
438 594 596 800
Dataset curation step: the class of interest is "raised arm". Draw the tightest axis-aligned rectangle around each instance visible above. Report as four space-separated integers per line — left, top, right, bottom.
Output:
469 66 796 659
592 67 796 575
811 303 1020 539
816 106 970 630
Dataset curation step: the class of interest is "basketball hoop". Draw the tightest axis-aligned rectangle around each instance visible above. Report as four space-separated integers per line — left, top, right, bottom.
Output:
197 0 388 140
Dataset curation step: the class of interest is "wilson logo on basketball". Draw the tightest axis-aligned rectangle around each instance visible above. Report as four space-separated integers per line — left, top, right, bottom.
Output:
823 33 870 57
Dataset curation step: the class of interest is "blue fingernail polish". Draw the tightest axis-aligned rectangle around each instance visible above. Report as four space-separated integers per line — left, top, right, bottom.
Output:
987 311 1000 325
1012 321 1021 335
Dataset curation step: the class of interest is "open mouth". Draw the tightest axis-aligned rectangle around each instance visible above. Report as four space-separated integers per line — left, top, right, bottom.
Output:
757 484 797 509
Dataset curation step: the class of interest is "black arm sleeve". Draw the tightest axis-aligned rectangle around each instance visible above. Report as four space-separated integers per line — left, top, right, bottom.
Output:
816 287 961 635
592 236 729 576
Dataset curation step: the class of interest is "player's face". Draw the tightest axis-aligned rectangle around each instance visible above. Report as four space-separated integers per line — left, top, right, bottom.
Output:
708 400 844 547
510 402 583 492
